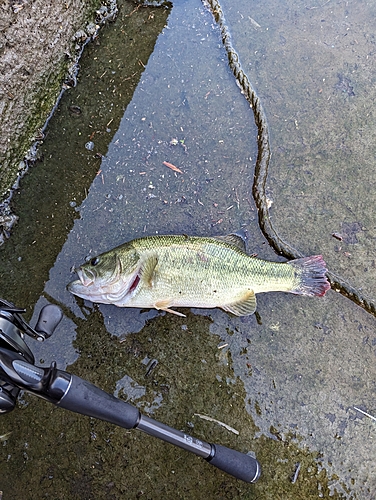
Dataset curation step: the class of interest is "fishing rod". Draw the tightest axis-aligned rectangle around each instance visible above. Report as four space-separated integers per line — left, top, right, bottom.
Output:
0 298 261 484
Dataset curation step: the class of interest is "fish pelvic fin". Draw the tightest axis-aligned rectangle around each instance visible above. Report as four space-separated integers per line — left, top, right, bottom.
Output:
222 290 257 316
154 299 186 317
288 255 330 296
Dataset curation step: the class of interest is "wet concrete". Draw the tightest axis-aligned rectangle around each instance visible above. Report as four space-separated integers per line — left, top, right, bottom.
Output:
0 0 375 498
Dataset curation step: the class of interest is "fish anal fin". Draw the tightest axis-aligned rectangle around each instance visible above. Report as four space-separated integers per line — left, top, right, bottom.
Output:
139 254 158 288
214 232 247 252
222 290 257 317
154 299 186 317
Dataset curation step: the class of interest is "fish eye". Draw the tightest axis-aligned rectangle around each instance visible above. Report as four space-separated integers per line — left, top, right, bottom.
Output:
90 257 100 266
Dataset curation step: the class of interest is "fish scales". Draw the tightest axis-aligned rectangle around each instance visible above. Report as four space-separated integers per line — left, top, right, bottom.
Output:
132 237 294 296
68 234 330 317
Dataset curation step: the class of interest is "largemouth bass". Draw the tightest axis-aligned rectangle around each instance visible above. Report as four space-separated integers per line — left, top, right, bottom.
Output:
68 234 330 317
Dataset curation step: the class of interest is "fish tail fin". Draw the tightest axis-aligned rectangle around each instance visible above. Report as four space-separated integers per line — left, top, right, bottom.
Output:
288 255 330 296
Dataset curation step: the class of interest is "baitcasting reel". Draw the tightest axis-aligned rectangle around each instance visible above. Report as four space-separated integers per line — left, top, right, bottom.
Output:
0 298 261 483
0 298 64 413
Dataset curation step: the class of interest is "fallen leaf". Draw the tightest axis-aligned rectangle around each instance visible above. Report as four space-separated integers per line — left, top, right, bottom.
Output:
163 161 183 174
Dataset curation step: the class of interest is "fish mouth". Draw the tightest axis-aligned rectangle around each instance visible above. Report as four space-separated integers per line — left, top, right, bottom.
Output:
76 267 95 286
66 267 97 297
67 278 82 293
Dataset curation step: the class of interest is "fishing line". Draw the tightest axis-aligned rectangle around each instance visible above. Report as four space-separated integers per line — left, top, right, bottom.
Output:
203 0 376 318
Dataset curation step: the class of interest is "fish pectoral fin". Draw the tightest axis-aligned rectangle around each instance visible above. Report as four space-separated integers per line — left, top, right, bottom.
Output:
154 299 186 317
139 254 158 288
222 290 257 317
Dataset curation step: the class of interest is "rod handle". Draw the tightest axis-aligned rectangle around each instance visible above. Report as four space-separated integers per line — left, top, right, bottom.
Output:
58 374 140 429
206 443 261 483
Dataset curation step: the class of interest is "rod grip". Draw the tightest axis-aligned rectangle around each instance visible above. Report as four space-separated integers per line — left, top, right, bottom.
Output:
58 374 141 429
206 443 261 483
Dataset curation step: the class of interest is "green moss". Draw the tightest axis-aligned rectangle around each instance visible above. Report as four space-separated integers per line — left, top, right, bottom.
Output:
0 0 105 200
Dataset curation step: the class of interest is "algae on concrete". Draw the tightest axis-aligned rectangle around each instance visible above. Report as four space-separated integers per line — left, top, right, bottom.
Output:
0 0 115 201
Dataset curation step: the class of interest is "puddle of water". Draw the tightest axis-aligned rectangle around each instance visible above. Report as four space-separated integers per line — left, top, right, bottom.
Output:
0 0 375 498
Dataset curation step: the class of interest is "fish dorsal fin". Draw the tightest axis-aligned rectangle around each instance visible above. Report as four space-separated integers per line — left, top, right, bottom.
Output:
139 254 158 287
214 233 247 252
222 290 257 316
